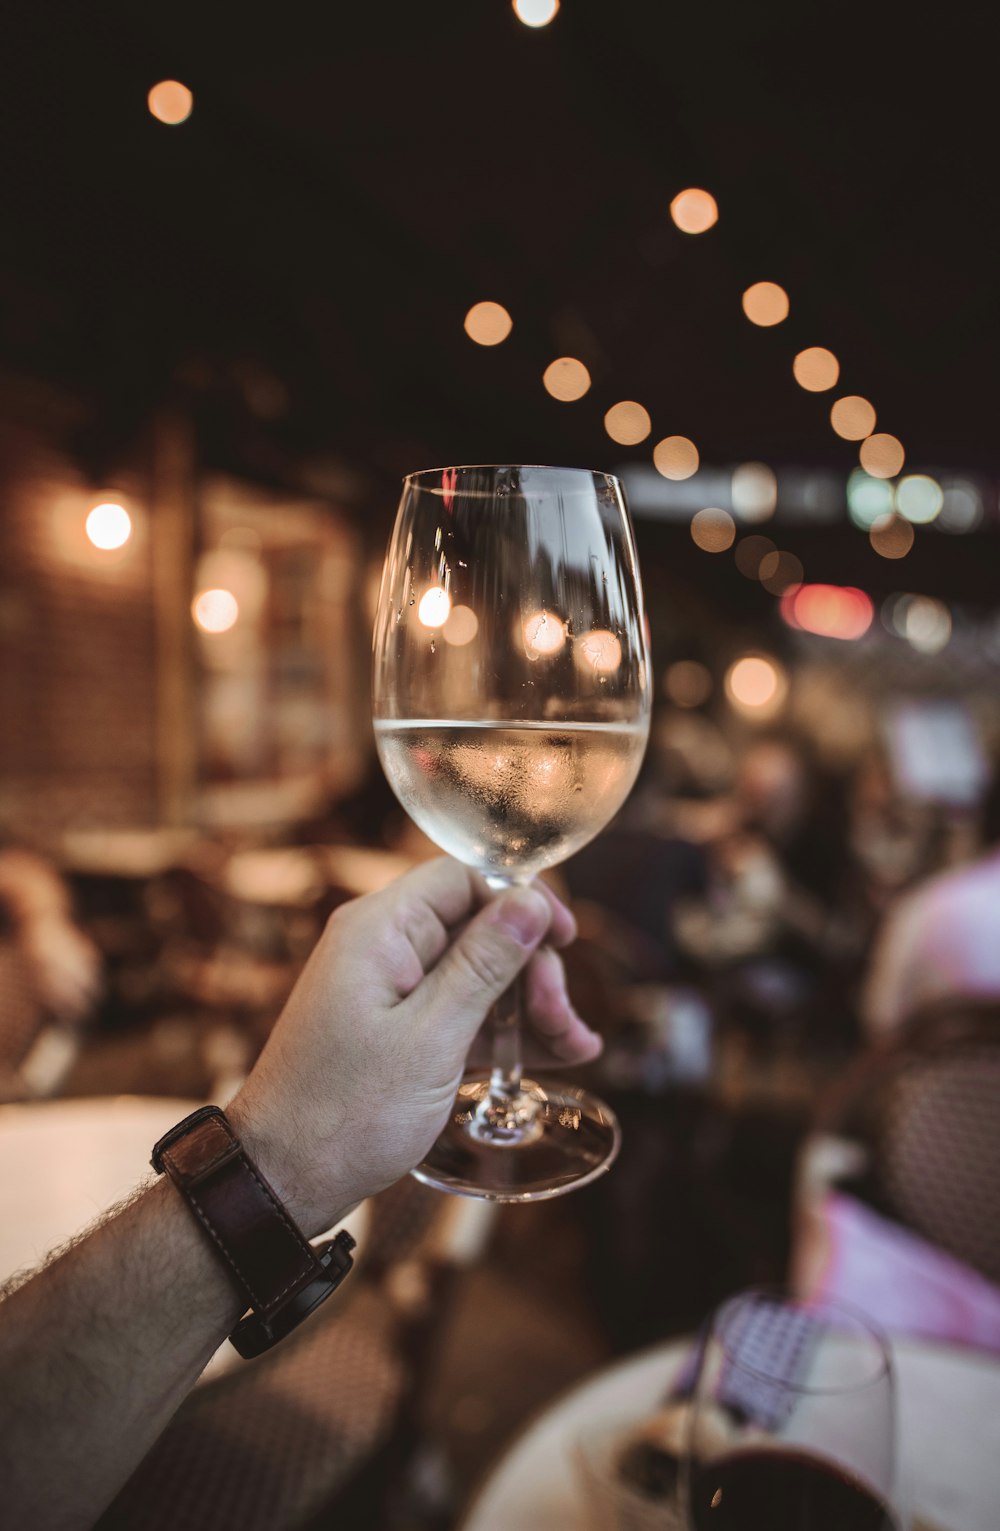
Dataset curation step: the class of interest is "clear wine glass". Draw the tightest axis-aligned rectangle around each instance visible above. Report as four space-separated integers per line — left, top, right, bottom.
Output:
680 1289 903 1530
372 464 651 1200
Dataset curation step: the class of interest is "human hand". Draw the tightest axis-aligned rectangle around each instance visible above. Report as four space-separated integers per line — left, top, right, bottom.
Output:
229 858 600 1235
21 917 102 1025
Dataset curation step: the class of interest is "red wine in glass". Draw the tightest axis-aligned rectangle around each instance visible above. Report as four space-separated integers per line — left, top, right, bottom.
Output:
689 1447 898 1531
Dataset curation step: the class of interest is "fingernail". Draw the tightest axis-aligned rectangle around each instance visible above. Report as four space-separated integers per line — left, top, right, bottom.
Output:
493 887 550 947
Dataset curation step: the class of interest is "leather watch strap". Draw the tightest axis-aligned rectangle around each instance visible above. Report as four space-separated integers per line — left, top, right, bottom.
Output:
152 1105 354 1358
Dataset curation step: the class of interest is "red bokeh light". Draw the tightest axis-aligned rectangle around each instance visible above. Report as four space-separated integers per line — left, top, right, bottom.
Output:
781 584 873 641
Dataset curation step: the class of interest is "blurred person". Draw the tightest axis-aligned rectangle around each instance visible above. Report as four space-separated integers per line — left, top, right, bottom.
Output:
0 845 102 1025
0 858 598 1530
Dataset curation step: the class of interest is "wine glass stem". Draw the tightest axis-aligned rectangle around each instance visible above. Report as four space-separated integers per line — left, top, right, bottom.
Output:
488 975 523 1103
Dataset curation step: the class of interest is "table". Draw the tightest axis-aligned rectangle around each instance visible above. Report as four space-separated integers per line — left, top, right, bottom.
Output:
462 1334 1000 1531
0 1096 368 1383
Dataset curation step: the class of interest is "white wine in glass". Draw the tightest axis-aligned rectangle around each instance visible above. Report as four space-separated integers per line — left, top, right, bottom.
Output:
372 465 651 1200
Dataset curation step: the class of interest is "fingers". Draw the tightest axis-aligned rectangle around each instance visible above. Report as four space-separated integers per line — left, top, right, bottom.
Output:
415 885 552 1044
522 946 603 1063
534 881 577 949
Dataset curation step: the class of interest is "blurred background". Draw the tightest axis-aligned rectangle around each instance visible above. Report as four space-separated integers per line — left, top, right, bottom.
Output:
2 2 999 1527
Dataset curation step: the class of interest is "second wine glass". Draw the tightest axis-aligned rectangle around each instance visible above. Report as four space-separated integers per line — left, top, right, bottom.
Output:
372 464 651 1200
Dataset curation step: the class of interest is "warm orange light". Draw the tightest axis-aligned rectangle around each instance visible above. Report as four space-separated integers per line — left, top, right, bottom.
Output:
542 357 591 402
725 656 785 713
604 400 652 445
574 629 622 674
523 609 567 657
758 550 804 595
691 507 736 553
793 347 840 392
513 0 559 25
670 188 718 234
85 502 132 550
741 282 789 327
830 395 877 440
734 535 776 579
653 435 699 481
148 80 193 125
781 584 874 640
192 588 239 634
664 660 712 708
869 514 914 560
417 587 452 628
442 604 479 646
464 301 513 346
859 433 905 479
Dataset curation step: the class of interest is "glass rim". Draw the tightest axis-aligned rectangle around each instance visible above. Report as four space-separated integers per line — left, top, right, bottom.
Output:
402 463 622 493
710 1286 892 1396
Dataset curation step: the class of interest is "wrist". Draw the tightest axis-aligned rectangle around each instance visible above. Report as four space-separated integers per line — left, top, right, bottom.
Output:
225 1096 358 1240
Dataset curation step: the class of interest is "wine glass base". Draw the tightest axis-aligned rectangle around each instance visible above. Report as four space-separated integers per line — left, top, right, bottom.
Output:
409 1073 621 1201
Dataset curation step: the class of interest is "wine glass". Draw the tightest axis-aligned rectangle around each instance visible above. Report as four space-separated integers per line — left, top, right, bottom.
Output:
680 1289 903 1530
372 464 651 1200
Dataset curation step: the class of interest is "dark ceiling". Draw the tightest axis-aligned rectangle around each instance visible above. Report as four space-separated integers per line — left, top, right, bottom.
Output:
2 0 998 497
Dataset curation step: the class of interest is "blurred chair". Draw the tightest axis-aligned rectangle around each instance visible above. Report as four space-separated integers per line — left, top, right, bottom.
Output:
791 1002 1000 1335
96 1176 496 1531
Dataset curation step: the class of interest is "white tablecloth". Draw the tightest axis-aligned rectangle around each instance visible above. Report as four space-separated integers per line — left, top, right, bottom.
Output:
462 1334 1000 1531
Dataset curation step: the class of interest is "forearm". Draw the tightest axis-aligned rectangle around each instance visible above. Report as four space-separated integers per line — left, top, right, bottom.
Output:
0 1176 244 1530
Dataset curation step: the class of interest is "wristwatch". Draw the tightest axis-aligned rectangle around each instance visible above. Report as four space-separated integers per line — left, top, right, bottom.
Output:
151 1104 354 1359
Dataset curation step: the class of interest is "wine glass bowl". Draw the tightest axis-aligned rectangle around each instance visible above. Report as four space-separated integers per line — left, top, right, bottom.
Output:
372 465 650 1200
682 1289 901 1530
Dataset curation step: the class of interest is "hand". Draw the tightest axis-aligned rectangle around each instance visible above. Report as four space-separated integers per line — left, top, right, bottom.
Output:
21 917 103 1025
229 858 600 1235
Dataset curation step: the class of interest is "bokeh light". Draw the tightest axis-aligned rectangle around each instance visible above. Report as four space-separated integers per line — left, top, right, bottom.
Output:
892 595 952 654
725 655 787 716
574 629 622 674
741 282 789 327
85 502 132 550
192 588 239 634
417 586 452 628
847 469 894 529
690 507 736 553
442 604 479 646
830 395 877 440
463 301 513 346
148 80 193 125
604 400 652 445
670 189 718 234
758 550 804 595
938 481 983 534
782 584 873 640
869 514 914 560
513 0 560 25
653 435 699 480
664 660 712 708
523 609 567 657
543 357 591 401
793 347 840 392
734 535 776 578
859 433 905 479
731 462 777 522
895 474 943 525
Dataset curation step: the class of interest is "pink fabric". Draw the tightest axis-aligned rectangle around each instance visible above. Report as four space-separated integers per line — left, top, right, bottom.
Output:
815 1192 1000 1355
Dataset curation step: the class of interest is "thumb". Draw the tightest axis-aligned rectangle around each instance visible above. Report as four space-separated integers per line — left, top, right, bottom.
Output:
420 886 552 1040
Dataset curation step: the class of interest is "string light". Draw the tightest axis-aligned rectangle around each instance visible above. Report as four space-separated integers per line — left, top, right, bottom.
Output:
690 507 736 552
417 587 452 628
523 609 567 657
464 301 513 346
442 605 479 646
758 551 804 595
85 502 132 550
938 481 983 533
734 535 776 578
664 660 712 708
148 81 193 125
782 585 873 640
604 400 651 445
574 629 622 674
895 474 943 525
859 433 905 479
847 469 893 529
542 357 591 401
793 347 840 392
513 0 559 25
653 436 699 480
830 395 877 440
670 189 718 235
742 282 789 327
192 589 239 633
725 655 787 716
